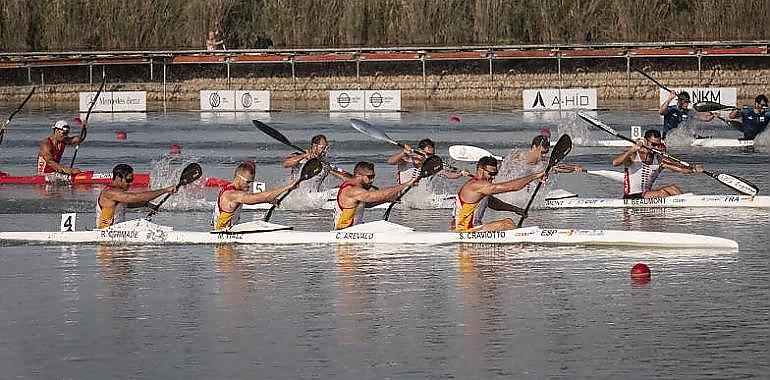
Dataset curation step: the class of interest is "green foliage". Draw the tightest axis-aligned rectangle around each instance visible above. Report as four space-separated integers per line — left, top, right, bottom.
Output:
0 0 768 51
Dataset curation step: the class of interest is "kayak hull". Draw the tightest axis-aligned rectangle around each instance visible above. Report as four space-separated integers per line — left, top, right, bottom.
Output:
543 194 770 209
0 219 739 250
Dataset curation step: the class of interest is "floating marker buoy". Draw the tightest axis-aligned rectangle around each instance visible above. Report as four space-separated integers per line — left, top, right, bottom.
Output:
449 115 461 124
539 128 552 138
169 144 181 155
116 130 127 140
630 263 651 279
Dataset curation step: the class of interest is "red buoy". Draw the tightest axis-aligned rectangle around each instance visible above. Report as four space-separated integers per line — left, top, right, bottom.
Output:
630 263 651 279
449 115 461 124
71 117 83 126
169 144 181 155
116 130 127 140
539 128 552 138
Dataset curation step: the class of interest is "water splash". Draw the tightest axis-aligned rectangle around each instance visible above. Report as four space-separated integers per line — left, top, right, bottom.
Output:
494 148 556 208
149 154 211 211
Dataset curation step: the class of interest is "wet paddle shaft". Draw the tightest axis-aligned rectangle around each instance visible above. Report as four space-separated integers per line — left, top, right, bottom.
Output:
517 134 573 227
69 76 107 168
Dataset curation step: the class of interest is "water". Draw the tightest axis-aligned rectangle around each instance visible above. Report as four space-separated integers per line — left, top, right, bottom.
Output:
1 107 769 378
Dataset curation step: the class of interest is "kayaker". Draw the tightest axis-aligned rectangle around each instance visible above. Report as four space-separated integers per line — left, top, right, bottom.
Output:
96 164 177 229
501 134 584 176
659 91 715 139
612 129 703 199
282 134 349 191
728 94 770 140
387 138 468 183
37 120 87 175
334 161 417 230
451 156 545 232
213 162 299 230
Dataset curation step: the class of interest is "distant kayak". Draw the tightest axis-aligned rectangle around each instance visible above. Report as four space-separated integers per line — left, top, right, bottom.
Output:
0 171 228 187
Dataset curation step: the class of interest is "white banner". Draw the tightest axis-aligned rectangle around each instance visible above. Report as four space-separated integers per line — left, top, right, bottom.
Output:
200 90 236 111
523 88 598 110
329 90 365 111
235 91 270 111
79 91 146 112
658 88 737 108
364 90 401 111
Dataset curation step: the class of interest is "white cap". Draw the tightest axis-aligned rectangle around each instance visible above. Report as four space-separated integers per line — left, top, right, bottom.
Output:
52 120 69 129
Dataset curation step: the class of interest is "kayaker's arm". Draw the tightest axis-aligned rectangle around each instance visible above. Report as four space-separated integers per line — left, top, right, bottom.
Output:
612 141 642 167
479 171 544 196
234 179 299 205
387 144 411 165
67 122 87 145
349 181 412 204
106 186 175 206
282 152 307 168
488 196 526 216
661 160 703 174
659 91 676 115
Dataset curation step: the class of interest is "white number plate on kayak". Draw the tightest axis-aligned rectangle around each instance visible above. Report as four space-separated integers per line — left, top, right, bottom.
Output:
60 213 76 232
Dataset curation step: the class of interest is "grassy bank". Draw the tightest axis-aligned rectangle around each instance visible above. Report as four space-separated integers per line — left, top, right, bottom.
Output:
1 0 769 51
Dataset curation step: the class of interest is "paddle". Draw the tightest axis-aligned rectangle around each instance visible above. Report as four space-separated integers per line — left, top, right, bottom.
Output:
382 155 443 221
0 86 36 145
252 119 352 177
577 112 759 196
146 163 203 221
693 101 738 112
69 76 107 169
632 66 674 93
350 118 467 175
448 144 623 182
517 134 572 228
264 158 323 222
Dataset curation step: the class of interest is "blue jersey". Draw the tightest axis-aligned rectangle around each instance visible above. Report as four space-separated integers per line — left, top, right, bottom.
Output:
739 107 770 139
662 105 694 136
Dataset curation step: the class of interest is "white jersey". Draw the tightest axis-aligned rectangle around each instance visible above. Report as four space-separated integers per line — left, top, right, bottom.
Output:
396 159 419 184
624 152 662 196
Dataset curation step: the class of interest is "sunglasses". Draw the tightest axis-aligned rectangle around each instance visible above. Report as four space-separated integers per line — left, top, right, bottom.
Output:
123 175 134 183
483 168 499 177
57 128 70 134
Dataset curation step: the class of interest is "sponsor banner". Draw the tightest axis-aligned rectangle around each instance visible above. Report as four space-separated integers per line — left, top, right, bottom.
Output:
523 88 598 110
235 90 270 111
201 90 236 111
365 90 401 111
659 88 737 108
329 90 365 111
79 91 146 112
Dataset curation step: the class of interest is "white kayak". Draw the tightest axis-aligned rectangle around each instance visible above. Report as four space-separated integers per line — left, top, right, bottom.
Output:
0 218 738 249
243 192 456 211
543 194 770 209
690 138 754 148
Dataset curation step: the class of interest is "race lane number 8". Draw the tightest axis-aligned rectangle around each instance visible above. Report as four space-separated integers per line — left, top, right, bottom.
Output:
60 213 76 232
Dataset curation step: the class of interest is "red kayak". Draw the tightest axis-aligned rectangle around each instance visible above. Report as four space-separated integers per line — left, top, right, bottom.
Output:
0 171 229 187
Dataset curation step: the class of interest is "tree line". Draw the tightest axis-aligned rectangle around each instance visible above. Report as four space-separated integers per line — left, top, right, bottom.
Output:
1 0 768 51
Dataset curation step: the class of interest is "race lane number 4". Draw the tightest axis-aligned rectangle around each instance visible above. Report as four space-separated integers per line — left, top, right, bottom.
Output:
61 213 76 232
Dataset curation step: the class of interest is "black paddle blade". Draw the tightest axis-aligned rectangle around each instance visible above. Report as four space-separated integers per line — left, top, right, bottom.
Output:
694 101 731 112
419 155 443 178
547 134 572 168
299 158 323 181
252 120 294 148
178 163 203 186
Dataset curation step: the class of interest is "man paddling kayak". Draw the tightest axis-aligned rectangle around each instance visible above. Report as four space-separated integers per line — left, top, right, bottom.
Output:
612 129 703 199
334 161 417 230
659 91 715 139
502 133 584 176
213 162 299 230
387 138 468 183
96 164 176 228
37 120 87 175
452 156 545 232
282 134 350 189
728 94 770 140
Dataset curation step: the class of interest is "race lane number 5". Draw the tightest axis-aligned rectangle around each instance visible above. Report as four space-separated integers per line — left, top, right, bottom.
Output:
251 181 266 193
60 213 76 232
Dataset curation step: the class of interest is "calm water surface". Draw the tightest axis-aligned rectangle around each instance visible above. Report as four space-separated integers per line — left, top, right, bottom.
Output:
0 106 768 378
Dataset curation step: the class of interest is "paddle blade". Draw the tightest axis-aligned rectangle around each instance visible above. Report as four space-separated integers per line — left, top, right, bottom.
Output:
419 155 443 178
299 158 323 181
547 134 572 169
711 172 759 196
694 101 731 112
350 118 397 145
178 163 203 186
252 119 302 151
448 145 502 162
